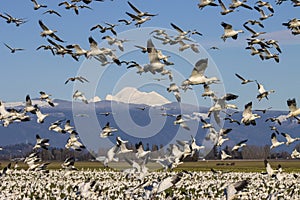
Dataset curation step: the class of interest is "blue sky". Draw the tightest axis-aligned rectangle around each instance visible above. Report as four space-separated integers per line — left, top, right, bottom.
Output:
1 0 300 111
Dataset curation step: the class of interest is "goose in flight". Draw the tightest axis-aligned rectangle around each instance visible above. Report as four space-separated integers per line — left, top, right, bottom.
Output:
73 90 88 104
197 0 218 10
66 44 88 58
127 1 157 17
47 39 77 60
102 35 129 51
24 95 37 114
224 179 249 200
156 172 184 194
229 0 253 10
241 102 260 126
39 20 65 43
65 133 86 151
232 139 248 151
265 40 282 53
221 22 244 41
31 0 47 10
235 73 254 84
116 136 133 154
35 106 49 123
143 39 166 74
100 122 118 138
287 98 300 118
43 9 61 17
135 142 151 159
49 119 66 133
255 80 275 101
39 91 55 107
90 22 118 36
190 135 204 156
103 145 119 167
201 84 215 98
270 133 284 149
221 150 232 160
167 83 181 102
255 0 274 13
243 24 266 38
3 43 24 53
33 134 50 150
254 107 272 114
254 6 273 21
218 0 234 15
181 58 219 87
126 12 151 27
178 41 199 53
265 117 281 125
244 19 264 28
63 120 78 134
0 12 27 26
281 132 300 145
261 48 279 63
200 117 213 129
291 149 300 159
224 117 241 125
174 115 190 130
65 76 89 84
36 44 56 55
217 135 229 146
58 2 92 15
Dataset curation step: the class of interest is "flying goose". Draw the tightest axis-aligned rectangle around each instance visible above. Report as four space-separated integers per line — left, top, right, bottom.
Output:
265 40 282 53
281 132 300 145
24 95 37 114
255 80 275 101
135 142 151 159
102 36 129 51
190 135 204 156
244 19 264 28
241 102 261 126
287 98 300 118
126 62 144 75
270 132 284 149
224 117 241 125
174 115 190 131
33 134 50 150
66 44 88 57
65 133 86 151
118 19 133 25
232 139 248 151
265 117 281 125
221 22 244 41
181 58 219 87
201 84 215 98
197 0 218 10
100 122 118 138
49 119 66 133
103 145 119 167
200 117 213 129
291 149 300 159
264 159 278 177
218 0 234 15
221 150 232 160
217 135 229 146
73 90 88 104
235 73 254 84
260 48 279 63
291 0 300 7
224 180 249 200
125 12 151 27
0 12 27 26
178 41 199 53
38 20 65 43
143 39 166 74
167 83 181 102
256 0 274 13
229 0 253 10
36 44 56 55
127 1 157 17
254 107 272 114
254 6 273 20
43 9 62 17
269 125 280 135
64 120 78 134
116 136 133 154
39 91 55 107
35 106 49 123
31 0 47 10
243 24 266 38
65 76 89 84
58 2 92 15
3 43 24 53
47 39 77 60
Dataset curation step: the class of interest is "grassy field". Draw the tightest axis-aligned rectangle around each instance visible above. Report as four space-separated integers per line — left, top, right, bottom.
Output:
2 159 300 172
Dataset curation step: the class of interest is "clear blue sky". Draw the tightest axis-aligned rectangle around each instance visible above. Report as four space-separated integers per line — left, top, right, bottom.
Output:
0 0 299 111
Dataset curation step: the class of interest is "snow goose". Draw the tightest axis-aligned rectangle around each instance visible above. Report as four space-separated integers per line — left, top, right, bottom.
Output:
65 76 89 84
0 12 27 26
265 117 281 125
224 179 249 200
254 6 273 21
126 12 151 27
43 9 61 17
270 133 284 149
116 136 133 154
102 35 129 51
197 0 218 10
291 149 300 159
33 134 50 150
49 119 66 133
181 58 219 87
174 115 190 130
64 120 78 134
35 106 49 123
241 102 261 126
202 84 215 98
218 0 234 15
65 133 85 151
38 20 65 43
217 136 229 146
127 1 157 17
36 44 56 55
200 117 213 129
244 19 264 28
281 132 300 145
261 48 279 63
24 95 37 114
287 98 300 118
31 0 47 10
3 43 24 53
265 40 282 53
47 39 77 60
245 45 264 60
255 80 275 101
156 172 184 194
243 24 266 38
221 22 244 41
135 142 151 159
178 41 199 53
291 0 300 7
66 44 88 57
224 117 241 125
255 0 274 13
73 90 88 104
143 39 166 74
190 135 204 156
100 122 118 138
103 145 119 167
229 0 253 10
221 150 231 160
232 139 248 151
235 73 254 84
167 83 181 102
39 91 55 107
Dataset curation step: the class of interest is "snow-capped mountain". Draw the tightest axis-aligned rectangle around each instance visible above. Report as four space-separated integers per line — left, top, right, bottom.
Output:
105 87 170 106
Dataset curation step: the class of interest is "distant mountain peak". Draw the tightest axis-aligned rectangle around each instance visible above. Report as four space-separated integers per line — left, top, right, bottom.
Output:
105 87 170 106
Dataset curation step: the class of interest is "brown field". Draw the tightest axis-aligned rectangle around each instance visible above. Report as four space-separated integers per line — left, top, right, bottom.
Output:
1 159 300 172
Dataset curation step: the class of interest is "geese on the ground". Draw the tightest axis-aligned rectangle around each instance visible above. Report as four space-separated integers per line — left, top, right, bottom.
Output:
197 0 218 10
281 132 300 145
156 172 184 194
221 22 244 41
255 80 275 101
287 98 300 118
241 102 261 126
254 6 273 20
3 43 24 53
221 150 232 160
33 134 50 150
218 0 234 15
235 73 254 84
65 76 89 84
38 20 65 43
181 58 219 87
264 159 278 177
167 83 181 102
224 179 249 200
73 90 88 104
229 0 253 10
42 9 61 17
232 139 248 151
100 122 118 138
270 132 284 149
174 115 190 131
31 0 47 10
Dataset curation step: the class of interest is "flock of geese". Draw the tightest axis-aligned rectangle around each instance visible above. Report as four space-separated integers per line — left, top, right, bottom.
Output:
0 0 299 199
